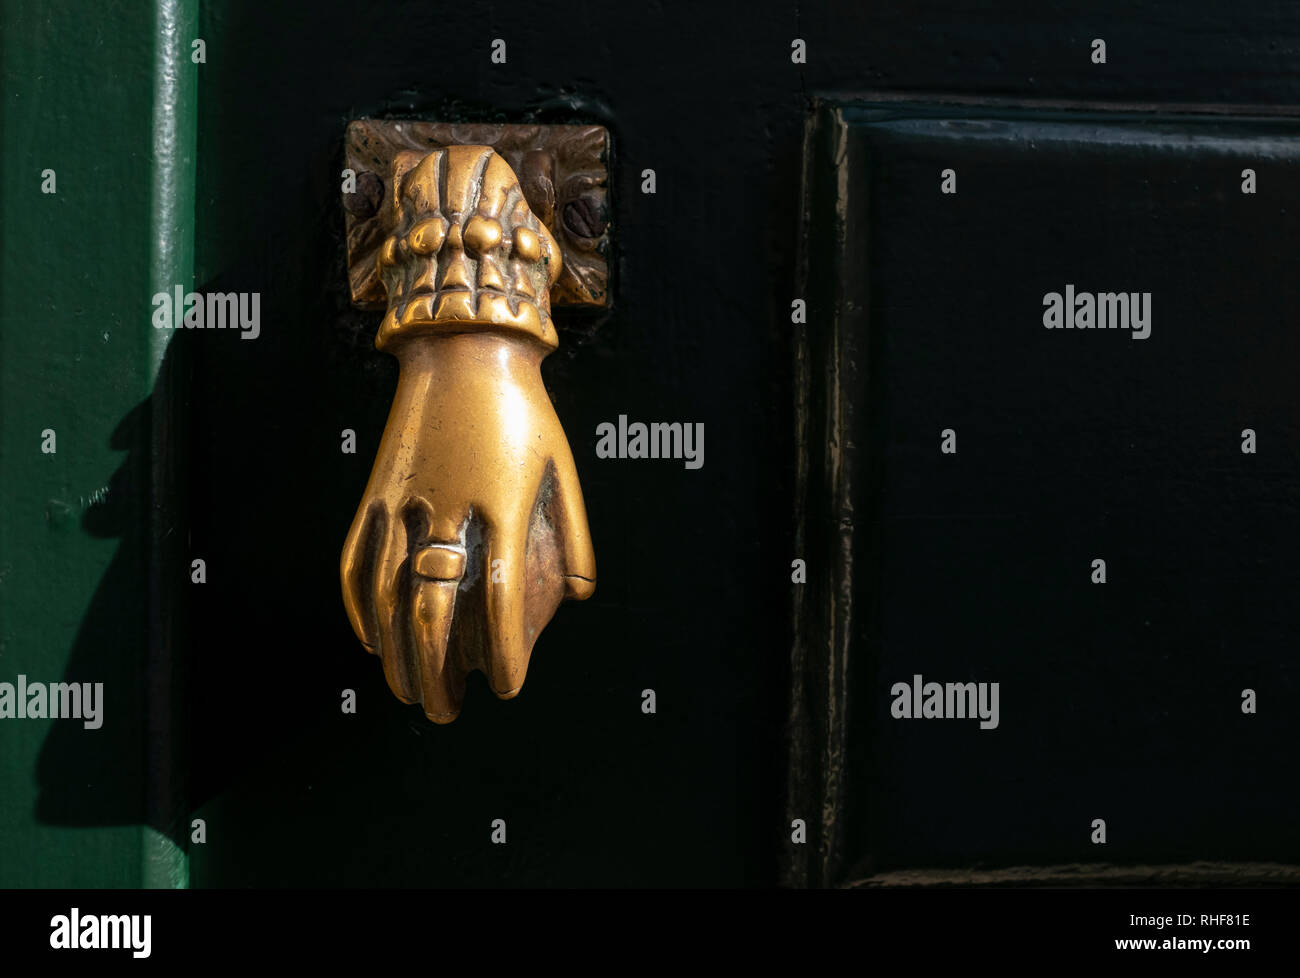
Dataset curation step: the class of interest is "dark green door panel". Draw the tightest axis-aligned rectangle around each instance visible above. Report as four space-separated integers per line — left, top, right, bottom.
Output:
0 0 196 887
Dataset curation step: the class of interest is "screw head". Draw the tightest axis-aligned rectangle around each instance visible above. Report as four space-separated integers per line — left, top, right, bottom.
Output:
344 171 384 220
562 196 606 239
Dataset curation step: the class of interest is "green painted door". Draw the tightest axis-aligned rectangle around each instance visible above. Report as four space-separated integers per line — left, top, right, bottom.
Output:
0 0 196 887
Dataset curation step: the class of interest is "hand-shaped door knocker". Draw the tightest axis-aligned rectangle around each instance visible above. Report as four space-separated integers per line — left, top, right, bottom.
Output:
340 134 602 723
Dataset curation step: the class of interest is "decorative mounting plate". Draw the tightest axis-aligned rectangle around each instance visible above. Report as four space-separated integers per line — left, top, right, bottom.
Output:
344 120 611 310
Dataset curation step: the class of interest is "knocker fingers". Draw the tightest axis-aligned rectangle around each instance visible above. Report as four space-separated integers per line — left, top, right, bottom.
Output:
410 551 465 722
340 502 380 653
343 451 595 719
483 509 532 699
406 498 469 722
372 508 419 704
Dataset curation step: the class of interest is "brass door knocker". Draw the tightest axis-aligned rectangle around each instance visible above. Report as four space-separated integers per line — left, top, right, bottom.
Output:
339 123 609 722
